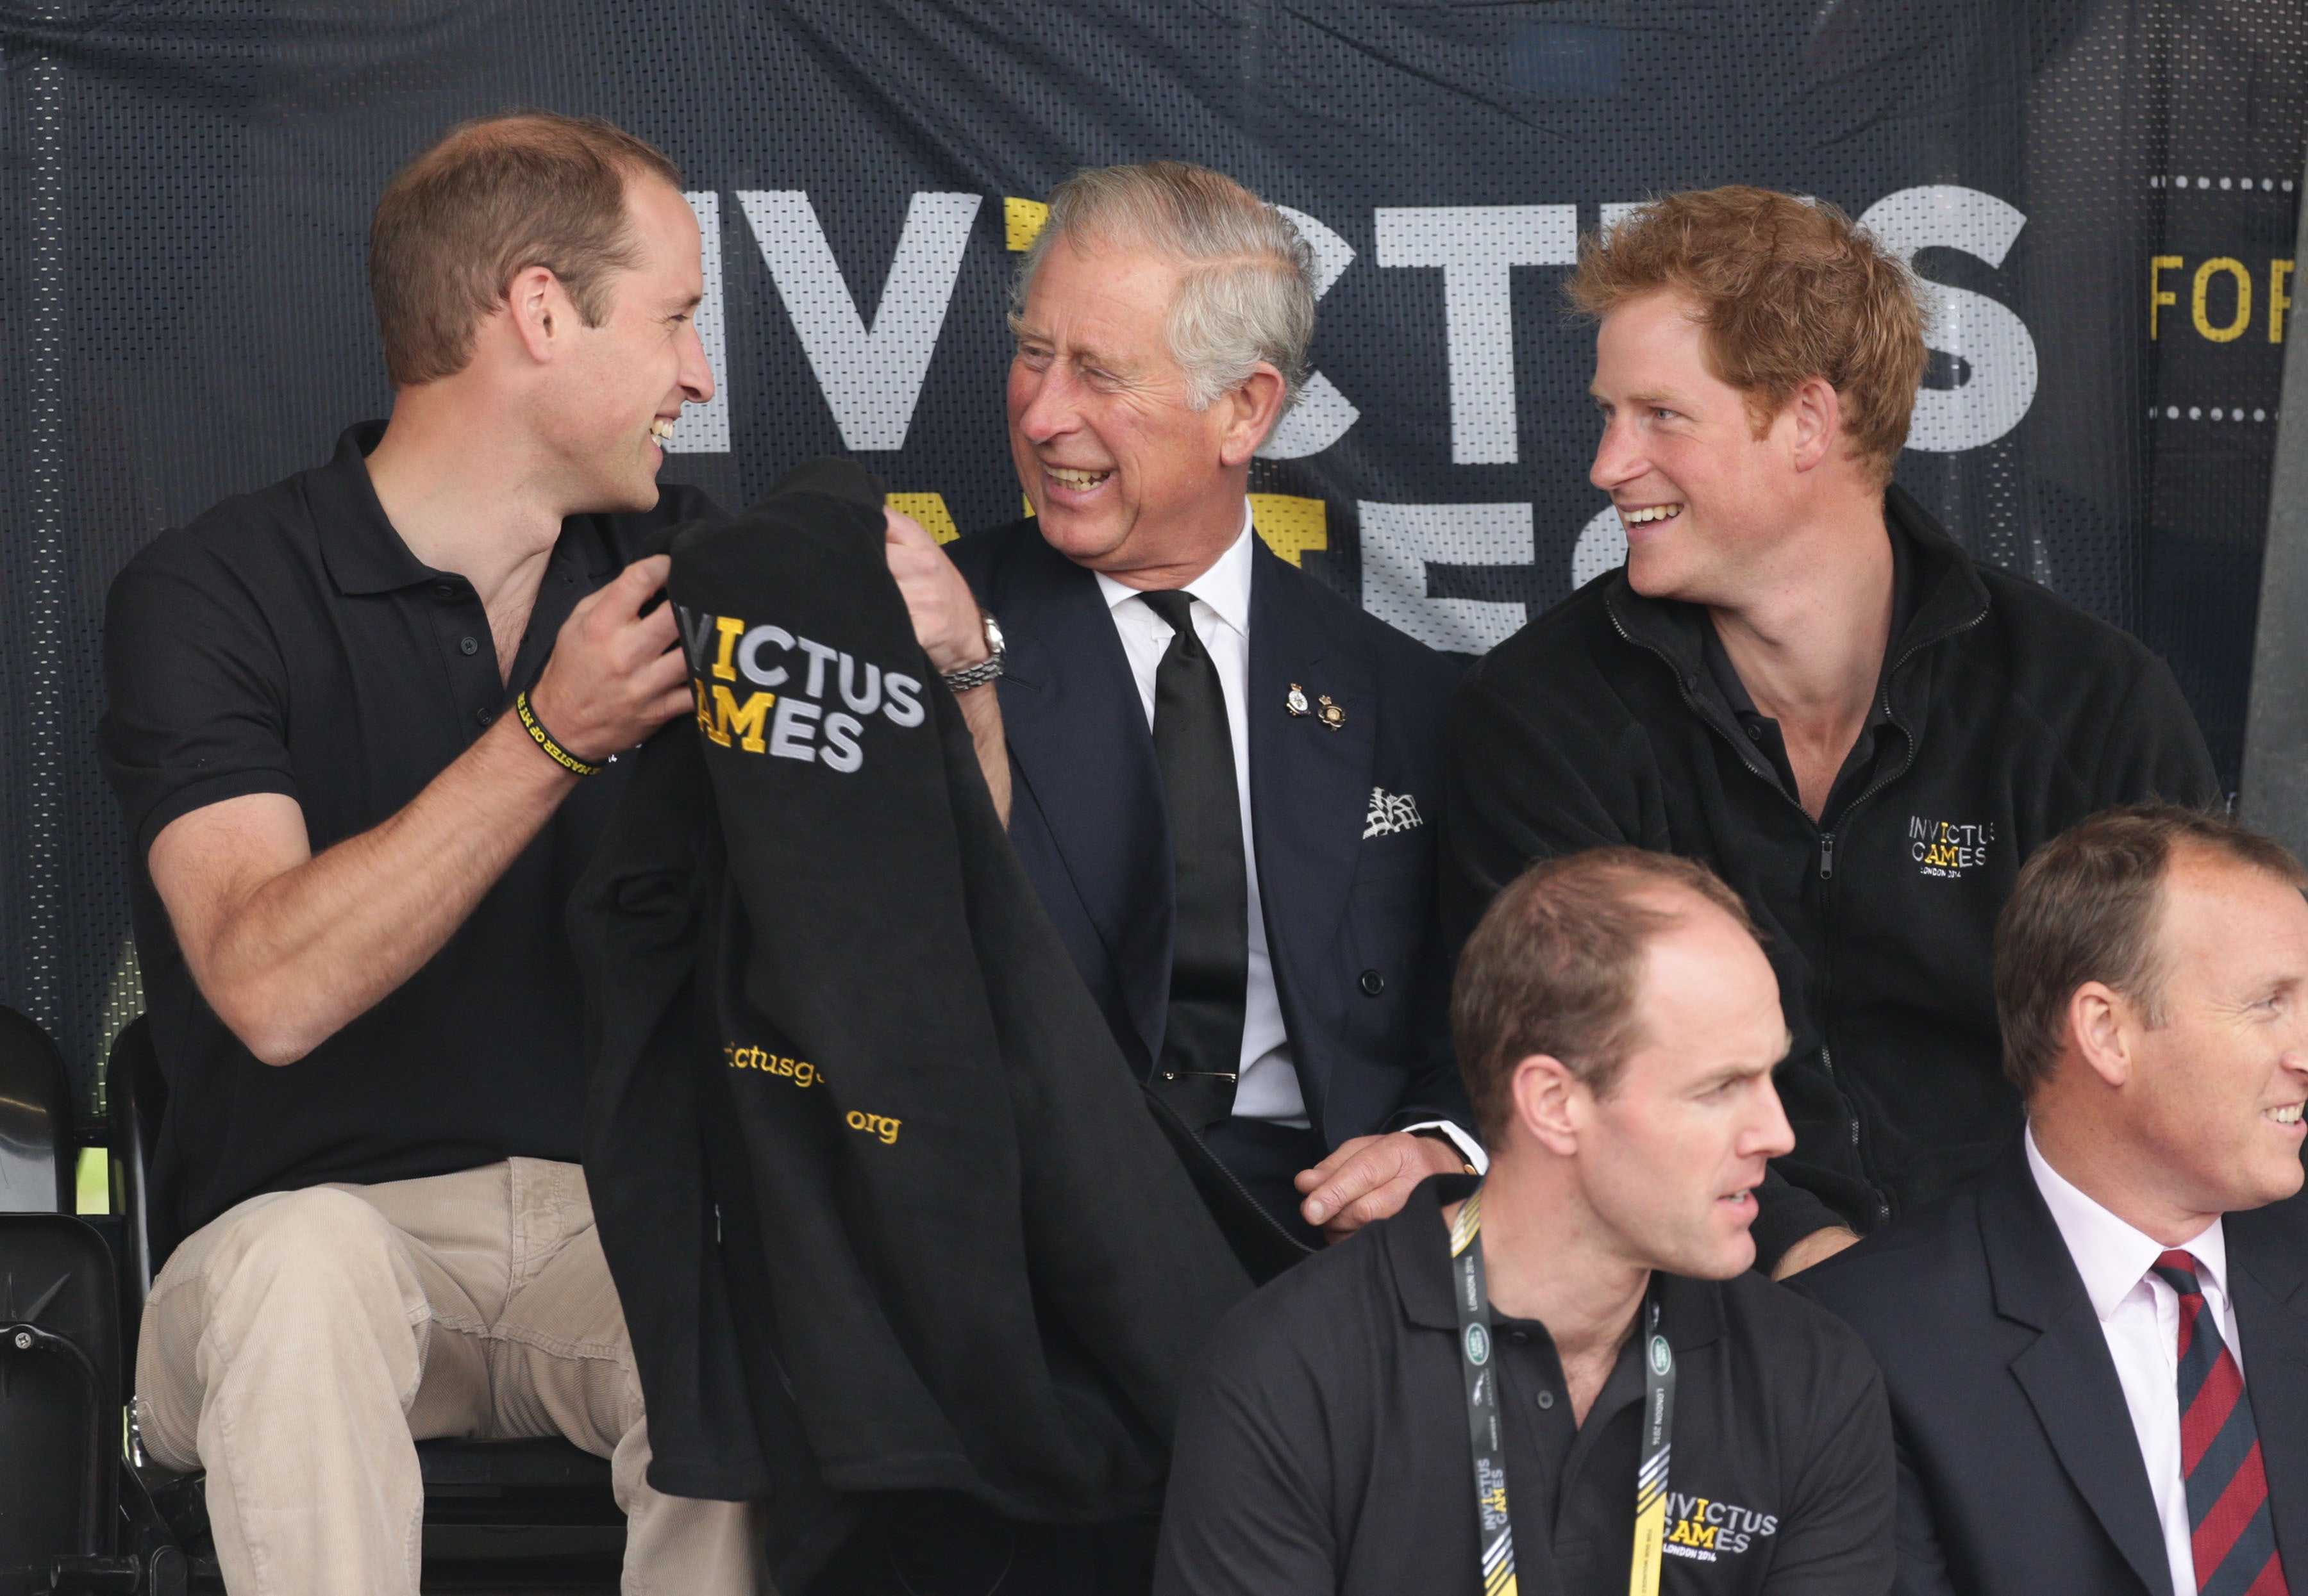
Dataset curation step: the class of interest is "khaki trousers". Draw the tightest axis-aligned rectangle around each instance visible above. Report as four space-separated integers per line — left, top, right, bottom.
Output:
136 1158 766 1595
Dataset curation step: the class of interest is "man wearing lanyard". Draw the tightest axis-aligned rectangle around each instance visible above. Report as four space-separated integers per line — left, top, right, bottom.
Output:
1155 847 1895 1595
1795 805 2307 1596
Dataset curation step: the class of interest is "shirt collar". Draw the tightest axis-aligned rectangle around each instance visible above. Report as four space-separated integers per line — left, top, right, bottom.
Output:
1384 1175 1724 1352
1091 501 1257 637
312 421 441 596
2024 1123 2229 1320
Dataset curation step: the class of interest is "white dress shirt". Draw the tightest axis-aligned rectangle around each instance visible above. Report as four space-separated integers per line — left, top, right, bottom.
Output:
1095 505 1484 1170
2026 1126 2242 1596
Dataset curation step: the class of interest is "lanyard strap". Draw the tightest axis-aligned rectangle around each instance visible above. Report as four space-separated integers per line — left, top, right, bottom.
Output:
1448 1189 1677 1596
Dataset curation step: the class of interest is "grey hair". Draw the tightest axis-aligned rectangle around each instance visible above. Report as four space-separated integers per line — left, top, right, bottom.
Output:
1012 160 1317 412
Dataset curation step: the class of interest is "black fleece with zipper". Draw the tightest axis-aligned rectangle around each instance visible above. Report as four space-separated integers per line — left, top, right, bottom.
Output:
569 461 1262 1590
1440 487 2218 1268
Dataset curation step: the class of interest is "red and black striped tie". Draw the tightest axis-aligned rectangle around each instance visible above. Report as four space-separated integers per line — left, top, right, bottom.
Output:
2150 1250 2289 1596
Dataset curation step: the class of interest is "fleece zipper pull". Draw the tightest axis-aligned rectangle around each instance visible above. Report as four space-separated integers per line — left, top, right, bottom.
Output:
1818 832 1836 880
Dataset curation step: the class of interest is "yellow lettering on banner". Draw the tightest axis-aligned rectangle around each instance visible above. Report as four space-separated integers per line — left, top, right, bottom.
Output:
2150 256 2181 339
707 685 774 752
1249 494 1329 567
2274 260 2295 344
712 614 745 681
886 491 959 544
1023 494 1035 519
2193 257 2252 343
1005 196 1049 252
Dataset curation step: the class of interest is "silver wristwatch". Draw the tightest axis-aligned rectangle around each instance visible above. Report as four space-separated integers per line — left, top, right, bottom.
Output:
941 608 1007 692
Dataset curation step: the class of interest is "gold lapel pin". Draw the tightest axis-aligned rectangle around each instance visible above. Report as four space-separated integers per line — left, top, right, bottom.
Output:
1285 684 1310 717
1317 695 1346 731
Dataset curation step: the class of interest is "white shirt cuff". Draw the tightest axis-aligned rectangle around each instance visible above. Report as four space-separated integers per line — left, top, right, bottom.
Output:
1404 1120 1489 1175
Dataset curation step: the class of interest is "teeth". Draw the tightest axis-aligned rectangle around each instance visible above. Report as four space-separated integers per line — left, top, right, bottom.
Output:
649 418 675 444
1046 466 1110 490
1619 503 1684 526
2270 1104 2304 1124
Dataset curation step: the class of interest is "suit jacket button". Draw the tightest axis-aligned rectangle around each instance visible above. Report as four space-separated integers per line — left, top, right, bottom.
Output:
1358 969 1385 997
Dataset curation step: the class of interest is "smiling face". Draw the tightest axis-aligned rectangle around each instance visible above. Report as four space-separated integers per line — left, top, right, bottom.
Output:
541 176 715 513
2117 848 2308 1215
1589 290 1814 607
1007 235 1260 581
1573 892 1796 1279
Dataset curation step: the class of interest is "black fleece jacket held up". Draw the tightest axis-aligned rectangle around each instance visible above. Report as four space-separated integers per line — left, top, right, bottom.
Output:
570 461 1256 1588
1441 488 2219 1268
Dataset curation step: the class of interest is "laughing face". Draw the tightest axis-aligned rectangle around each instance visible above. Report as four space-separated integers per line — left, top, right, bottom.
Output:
1587 290 1810 607
1006 235 1266 581
546 176 715 513
2120 847 2308 1216
1576 892 1796 1280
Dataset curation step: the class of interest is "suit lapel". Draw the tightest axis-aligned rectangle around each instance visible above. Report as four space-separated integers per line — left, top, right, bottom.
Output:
1984 1145 2175 1596
992 538 1171 1065
1247 541 1373 1118
2229 1204 2308 1579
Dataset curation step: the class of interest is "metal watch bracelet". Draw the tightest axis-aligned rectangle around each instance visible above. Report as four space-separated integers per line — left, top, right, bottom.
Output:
942 608 1007 692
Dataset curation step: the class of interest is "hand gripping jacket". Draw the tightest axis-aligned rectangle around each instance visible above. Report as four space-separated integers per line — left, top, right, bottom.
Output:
569 460 1267 1586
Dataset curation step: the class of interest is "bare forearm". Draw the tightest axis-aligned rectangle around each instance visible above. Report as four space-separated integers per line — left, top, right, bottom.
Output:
198 722 574 1061
957 683 1010 826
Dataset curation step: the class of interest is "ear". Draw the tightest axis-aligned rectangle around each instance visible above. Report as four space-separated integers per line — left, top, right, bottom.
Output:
504 265 570 367
1216 363 1289 468
1783 376 1842 474
2066 980 2136 1089
1506 1052 1586 1158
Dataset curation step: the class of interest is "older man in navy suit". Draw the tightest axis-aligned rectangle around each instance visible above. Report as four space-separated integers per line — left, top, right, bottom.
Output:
950 162 1478 1249
1796 805 2308 1596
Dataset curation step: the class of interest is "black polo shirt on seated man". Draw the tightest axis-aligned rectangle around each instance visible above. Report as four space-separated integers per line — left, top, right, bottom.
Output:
98 420 721 1255
1155 1176 1894 1596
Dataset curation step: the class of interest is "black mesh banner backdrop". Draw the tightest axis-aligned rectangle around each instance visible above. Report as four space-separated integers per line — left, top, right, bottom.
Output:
1 1 2304 1103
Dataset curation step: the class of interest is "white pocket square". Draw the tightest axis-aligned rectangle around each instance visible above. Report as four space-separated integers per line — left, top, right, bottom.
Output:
1363 787 1425 840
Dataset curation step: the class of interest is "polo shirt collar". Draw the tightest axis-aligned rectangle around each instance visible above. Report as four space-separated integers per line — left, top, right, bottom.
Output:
1091 501 1256 637
2024 1123 2230 1323
1385 1176 1726 1353
312 420 629 597
312 422 439 596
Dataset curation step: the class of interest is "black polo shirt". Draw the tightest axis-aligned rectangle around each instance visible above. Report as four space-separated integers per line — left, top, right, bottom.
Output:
98 422 721 1252
1155 1177 1894 1596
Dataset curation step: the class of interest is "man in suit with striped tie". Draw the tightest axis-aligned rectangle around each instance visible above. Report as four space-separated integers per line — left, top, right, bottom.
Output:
1795 804 2308 1596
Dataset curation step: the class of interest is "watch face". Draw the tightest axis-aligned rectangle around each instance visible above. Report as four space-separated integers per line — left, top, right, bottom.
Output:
982 611 1007 653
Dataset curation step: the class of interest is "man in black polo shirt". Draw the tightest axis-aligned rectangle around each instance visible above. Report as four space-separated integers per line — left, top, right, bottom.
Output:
96 115 998 1595
1156 848 1893 1595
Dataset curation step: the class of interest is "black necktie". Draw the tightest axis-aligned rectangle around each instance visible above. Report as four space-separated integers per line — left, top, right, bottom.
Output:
1141 588 1248 1130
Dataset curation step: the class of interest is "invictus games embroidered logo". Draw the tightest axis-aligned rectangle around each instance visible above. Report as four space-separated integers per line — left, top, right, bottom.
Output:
674 603 928 774
1363 787 1425 840
1662 1493 1778 1562
1909 814 1996 879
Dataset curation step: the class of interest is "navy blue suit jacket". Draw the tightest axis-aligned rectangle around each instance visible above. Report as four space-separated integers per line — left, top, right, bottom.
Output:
1793 1138 2308 1596
949 518 1474 1151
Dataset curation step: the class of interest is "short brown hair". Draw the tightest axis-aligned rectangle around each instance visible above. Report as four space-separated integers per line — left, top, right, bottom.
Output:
1568 186 1927 481
1452 848 1762 1142
1996 805 2307 1093
369 113 682 387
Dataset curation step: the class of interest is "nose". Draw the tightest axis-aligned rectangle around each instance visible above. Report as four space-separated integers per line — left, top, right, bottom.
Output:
1590 410 1643 494
1012 360 1078 447
679 320 715 406
1744 1074 1798 1162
